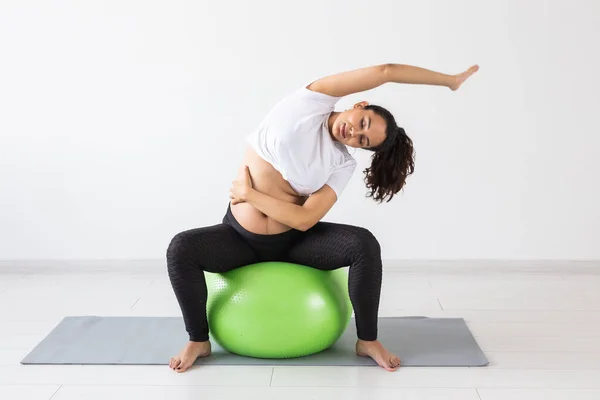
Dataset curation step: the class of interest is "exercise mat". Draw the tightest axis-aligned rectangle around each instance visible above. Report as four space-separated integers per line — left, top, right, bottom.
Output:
21 316 488 367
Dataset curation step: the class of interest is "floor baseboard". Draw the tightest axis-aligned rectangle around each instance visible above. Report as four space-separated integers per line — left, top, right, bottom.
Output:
1 259 599 275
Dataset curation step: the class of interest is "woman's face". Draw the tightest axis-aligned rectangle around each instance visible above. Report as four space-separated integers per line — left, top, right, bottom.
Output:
332 102 387 149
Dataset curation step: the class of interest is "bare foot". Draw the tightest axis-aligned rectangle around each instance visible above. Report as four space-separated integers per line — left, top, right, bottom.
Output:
169 340 211 373
356 339 401 372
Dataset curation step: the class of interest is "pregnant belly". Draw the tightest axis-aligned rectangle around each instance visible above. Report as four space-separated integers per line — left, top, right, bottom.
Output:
230 146 307 235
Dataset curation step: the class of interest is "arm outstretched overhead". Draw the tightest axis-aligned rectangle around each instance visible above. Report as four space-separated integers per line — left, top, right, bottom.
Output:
307 63 479 97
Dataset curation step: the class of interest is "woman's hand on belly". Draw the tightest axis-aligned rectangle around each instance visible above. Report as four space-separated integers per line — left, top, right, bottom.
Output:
229 147 310 234
237 149 304 204
230 166 253 205
244 182 337 232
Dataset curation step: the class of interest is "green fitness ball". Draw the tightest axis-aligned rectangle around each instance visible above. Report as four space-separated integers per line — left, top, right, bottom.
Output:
205 261 353 359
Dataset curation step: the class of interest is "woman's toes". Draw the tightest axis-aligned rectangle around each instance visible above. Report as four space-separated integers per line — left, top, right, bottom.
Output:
176 361 191 372
387 357 400 369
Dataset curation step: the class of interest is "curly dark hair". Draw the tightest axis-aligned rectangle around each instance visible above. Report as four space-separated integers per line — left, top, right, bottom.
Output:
362 105 415 203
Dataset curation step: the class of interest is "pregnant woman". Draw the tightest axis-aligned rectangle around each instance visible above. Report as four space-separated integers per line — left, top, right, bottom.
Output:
167 62 479 372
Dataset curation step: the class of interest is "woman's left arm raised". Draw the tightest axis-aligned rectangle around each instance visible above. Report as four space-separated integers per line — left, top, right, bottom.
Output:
307 63 479 97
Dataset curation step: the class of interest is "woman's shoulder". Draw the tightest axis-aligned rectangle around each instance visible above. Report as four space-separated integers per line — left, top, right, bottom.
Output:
267 83 341 118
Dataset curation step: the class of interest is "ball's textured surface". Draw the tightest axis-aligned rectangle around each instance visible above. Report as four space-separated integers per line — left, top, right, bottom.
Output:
205 261 352 359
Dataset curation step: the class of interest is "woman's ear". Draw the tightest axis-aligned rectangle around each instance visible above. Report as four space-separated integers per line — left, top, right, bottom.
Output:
353 101 369 109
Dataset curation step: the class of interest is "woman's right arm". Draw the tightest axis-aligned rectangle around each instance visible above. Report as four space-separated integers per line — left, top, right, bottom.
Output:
241 184 338 232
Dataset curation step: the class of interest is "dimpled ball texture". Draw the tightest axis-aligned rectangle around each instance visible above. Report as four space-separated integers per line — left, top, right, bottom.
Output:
205 261 353 359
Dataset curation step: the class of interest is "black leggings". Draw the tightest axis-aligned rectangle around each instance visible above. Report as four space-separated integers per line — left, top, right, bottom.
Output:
166 203 383 342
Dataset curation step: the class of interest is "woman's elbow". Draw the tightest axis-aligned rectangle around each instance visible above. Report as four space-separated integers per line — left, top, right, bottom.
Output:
296 215 317 232
296 221 312 232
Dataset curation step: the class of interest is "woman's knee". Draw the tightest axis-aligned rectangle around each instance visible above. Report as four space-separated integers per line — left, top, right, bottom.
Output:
346 226 382 258
166 230 196 265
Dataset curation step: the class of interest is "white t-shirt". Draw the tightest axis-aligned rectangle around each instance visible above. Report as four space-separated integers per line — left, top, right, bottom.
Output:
246 84 357 198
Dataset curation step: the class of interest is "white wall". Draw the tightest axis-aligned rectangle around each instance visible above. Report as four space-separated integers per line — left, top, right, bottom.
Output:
1 0 598 261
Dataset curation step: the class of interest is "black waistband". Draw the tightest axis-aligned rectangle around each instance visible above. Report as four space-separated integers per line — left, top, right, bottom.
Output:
223 203 302 243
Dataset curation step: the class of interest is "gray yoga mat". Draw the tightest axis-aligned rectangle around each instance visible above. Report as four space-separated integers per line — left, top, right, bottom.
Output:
21 316 488 367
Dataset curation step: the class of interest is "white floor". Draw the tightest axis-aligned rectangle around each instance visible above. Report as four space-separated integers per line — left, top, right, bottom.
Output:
2 261 600 400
